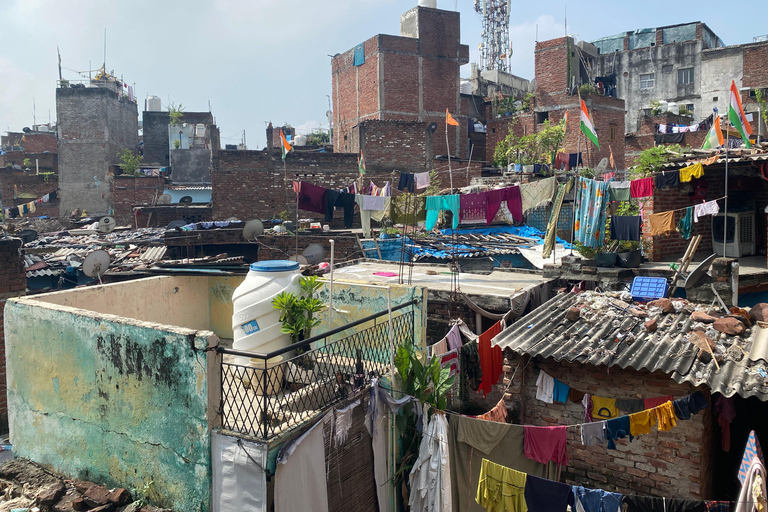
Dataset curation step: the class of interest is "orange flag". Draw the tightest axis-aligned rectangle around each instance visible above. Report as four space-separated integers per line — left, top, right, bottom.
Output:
446 109 459 126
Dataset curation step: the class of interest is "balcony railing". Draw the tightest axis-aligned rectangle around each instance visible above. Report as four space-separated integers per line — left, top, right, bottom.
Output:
219 300 417 440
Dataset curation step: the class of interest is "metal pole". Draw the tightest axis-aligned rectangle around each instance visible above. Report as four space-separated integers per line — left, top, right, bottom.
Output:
446 122 454 191
329 239 335 326
723 128 729 257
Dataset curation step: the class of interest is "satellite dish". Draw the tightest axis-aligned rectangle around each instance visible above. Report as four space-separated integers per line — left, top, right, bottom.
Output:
226 217 240 222
243 219 264 241
303 243 325 265
528 79 538 93
288 254 309 266
179 196 193 203
97 216 116 233
596 158 609 173
167 220 187 229
83 250 111 281
19 229 37 244
157 194 172 204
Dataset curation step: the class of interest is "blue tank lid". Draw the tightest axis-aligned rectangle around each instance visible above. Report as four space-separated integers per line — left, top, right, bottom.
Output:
249 260 300 272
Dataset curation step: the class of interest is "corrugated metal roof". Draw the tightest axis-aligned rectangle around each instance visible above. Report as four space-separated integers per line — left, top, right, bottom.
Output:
493 291 768 401
140 246 167 261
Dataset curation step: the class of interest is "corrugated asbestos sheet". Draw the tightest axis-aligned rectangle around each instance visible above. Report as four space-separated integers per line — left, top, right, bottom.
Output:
493 292 768 401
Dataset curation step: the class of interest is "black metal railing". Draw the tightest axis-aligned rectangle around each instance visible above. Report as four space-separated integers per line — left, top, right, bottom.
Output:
219 300 417 440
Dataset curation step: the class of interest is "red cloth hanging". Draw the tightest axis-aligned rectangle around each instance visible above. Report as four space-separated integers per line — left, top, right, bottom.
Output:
478 321 503 396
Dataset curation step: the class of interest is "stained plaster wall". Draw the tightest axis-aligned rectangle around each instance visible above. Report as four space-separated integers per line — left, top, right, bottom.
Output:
4 297 217 512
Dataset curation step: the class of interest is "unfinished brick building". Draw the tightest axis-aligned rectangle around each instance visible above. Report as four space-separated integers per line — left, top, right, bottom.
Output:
331 5 470 158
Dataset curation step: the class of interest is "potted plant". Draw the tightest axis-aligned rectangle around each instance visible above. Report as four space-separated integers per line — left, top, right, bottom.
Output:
595 246 617 268
574 242 598 266
616 241 643 268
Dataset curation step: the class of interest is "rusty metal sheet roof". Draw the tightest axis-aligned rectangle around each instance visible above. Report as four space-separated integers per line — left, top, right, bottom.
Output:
492 291 768 401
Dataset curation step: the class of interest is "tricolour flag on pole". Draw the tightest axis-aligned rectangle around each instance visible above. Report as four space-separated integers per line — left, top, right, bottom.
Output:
579 99 599 149
446 109 459 126
728 80 752 148
702 114 725 150
358 150 366 175
279 129 291 161
562 110 569 132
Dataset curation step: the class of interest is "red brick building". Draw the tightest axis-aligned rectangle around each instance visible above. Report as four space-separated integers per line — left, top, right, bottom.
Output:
331 5 470 158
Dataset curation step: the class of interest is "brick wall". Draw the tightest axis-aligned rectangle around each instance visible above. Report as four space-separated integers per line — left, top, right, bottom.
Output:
358 120 431 170
110 175 166 226
0 237 26 431
142 111 214 166
133 205 212 228
625 131 708 168
503 354 712 499
0 169 59 218
742 41 768 134
23 133 58 154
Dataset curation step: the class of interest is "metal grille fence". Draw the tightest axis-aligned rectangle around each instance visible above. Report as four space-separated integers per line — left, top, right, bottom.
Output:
220 302 416 440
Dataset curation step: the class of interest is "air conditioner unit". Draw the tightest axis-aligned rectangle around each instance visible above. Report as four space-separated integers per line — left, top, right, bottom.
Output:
712 211 755 257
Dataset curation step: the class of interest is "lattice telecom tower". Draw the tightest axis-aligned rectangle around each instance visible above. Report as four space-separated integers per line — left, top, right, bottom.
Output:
474 0 511 72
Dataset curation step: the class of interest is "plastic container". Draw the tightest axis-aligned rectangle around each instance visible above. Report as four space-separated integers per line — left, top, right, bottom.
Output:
241 356 285 395
232 260 301 359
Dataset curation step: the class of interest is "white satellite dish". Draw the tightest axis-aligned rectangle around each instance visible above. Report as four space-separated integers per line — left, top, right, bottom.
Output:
97 216 116 233
157 194 172 204
596 157 609 174
288 254 308 266
82 250 111 284
226 217 240 222
303 243 325 265
243 219 264 241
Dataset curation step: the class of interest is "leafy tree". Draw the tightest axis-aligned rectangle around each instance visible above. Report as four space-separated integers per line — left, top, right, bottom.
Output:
167 102 185 125
306 129 330 146
631 144 684 179
493 120 564 167
117 149 142 175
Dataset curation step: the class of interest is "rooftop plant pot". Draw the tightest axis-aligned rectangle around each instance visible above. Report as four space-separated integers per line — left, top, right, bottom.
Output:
617 249 642 268
595 252 617 268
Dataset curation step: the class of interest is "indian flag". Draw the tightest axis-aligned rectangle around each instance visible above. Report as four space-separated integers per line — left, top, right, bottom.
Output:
358 150 366 175
702 115 725 150
728 80 752 148
580 99 599 149
562 110 569 132
279 129 292 161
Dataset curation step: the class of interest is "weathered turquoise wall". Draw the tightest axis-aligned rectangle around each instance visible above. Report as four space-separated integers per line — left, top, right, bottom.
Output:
5 299 214 512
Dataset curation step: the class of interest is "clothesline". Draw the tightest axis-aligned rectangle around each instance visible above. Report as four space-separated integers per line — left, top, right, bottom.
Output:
659 195 727 214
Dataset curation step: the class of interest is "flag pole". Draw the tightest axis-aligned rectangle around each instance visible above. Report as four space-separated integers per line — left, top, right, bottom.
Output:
446 120 454 191
723 113 729 259
572 104 581 255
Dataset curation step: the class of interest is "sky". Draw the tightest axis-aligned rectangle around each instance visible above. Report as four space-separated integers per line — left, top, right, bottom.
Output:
1 0 764 149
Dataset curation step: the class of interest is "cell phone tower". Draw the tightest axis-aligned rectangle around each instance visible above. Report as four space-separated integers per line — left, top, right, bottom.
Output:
474 0 511 72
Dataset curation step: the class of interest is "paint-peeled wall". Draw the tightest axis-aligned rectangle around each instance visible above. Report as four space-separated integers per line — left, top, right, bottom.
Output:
4 299 216 512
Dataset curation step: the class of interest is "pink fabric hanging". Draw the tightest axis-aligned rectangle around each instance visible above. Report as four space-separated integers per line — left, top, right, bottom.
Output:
460 193 487 223
505 186 523 223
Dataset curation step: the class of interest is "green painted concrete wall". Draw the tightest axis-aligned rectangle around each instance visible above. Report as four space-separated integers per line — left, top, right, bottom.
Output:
5 299 214 512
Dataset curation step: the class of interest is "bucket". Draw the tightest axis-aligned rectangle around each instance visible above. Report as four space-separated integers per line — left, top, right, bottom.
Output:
232 260 301 363
242 356 285 396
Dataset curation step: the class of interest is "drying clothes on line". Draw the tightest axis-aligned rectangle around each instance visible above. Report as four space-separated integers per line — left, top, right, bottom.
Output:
680 162 705 182
602 172 615 182
610 216 641 241
554 151 569 171
605 416 633 450
568 152 583 169
520 177 556 213
542 181 568 259
333 399 360 447
460 341 483 393
735 456 767 512
573 486 623 512
524 425 568 466
430 338 448 357
390 195 426 224
608 181 631 203
354 195 372 238
409 409 452 512
628 409 657 437
655 170 680 189
624 496 707 512
715 395 737 452
478 399 508 423
478 321 503 396
673 391 710 420
694 200 720 222
653 401 677 432
644 395 673 410
398 172 415 193
648 211 676 236
582 393 594 423
536 371 555 404
443 323 463 351
476 458 528 512
524 474 573 512
296 181 327 214
581 422 607 447
370 197 392 223
461 192 488 224
591 396 619 420
553 379 570 404
677 207 694 239
431 350 459 378
274 416 329 512
630 177 654 198
739 431 766 485
415 171 430 190
574 177 610 248
361 195 387 211
615 398 644 414
505 185 523 224
425 194 460 231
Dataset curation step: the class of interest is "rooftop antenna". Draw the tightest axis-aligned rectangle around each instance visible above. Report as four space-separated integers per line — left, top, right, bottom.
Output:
564 5 567 37
474 0 511 72
57 46 62 81
103 28 107 70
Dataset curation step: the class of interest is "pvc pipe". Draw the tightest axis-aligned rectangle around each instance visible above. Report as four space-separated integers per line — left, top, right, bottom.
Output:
329 239 335 325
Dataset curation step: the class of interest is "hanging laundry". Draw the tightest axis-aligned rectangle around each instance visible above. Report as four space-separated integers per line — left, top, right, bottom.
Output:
390 195 426 224
445 323 463 351
370 197 391 223
568 152 583 169
739 431 766 485
693 200 720 222
505 185 523 223
409 410 452 512
274 418 329 512
591 396 619 420
553 378 570 404
615 398 644 414
608 181 631 203
460 341 483 393
644 395 673 410
431 350 459 377
715 395 737 452
648 211 676 236
630 177 654 198
524 474 572 512
628 409 657 437
333 399 360 447
735 456 767 512
658 124 667 133
520 177 556 213
478 321 503 396
581 422 607 447
672 392 709 421
296 181 327 214
362 195 387 211
486 188 507 225
602 172 615 182
542 182 568 259
535 371 554 404
460 192 488 224
572 486 623 512
429 338 448 357
524 425 568 466
425 195 460 230
398 172 415 193
653 401 677 432
624 496 708 512
574 177 610 248
582 393 594 423
655 170 681 189
680 162 705 182
604 416 633 450
355 195 372 238
475 458 528 512
676 207 694 239
379 181 391 197
609 216 641 241
568 388 586 403
324 190 341 223
414 171 430 190
555 151 569 171
478 399 508 423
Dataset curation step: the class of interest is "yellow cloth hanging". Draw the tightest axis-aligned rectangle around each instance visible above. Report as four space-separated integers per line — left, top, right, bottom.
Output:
476 458 528 512
680 162 704 182
629 409 657 436
592 396 620 420
653 401 677 432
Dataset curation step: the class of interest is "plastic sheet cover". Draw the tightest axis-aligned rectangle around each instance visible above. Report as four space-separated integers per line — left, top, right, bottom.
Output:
212 431 268 512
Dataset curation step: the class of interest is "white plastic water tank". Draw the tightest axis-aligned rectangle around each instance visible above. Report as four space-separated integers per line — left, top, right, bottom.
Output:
668 102 679 115
232 260 302 357
418 0 437 7
145 95 161 112
294 134 308 146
